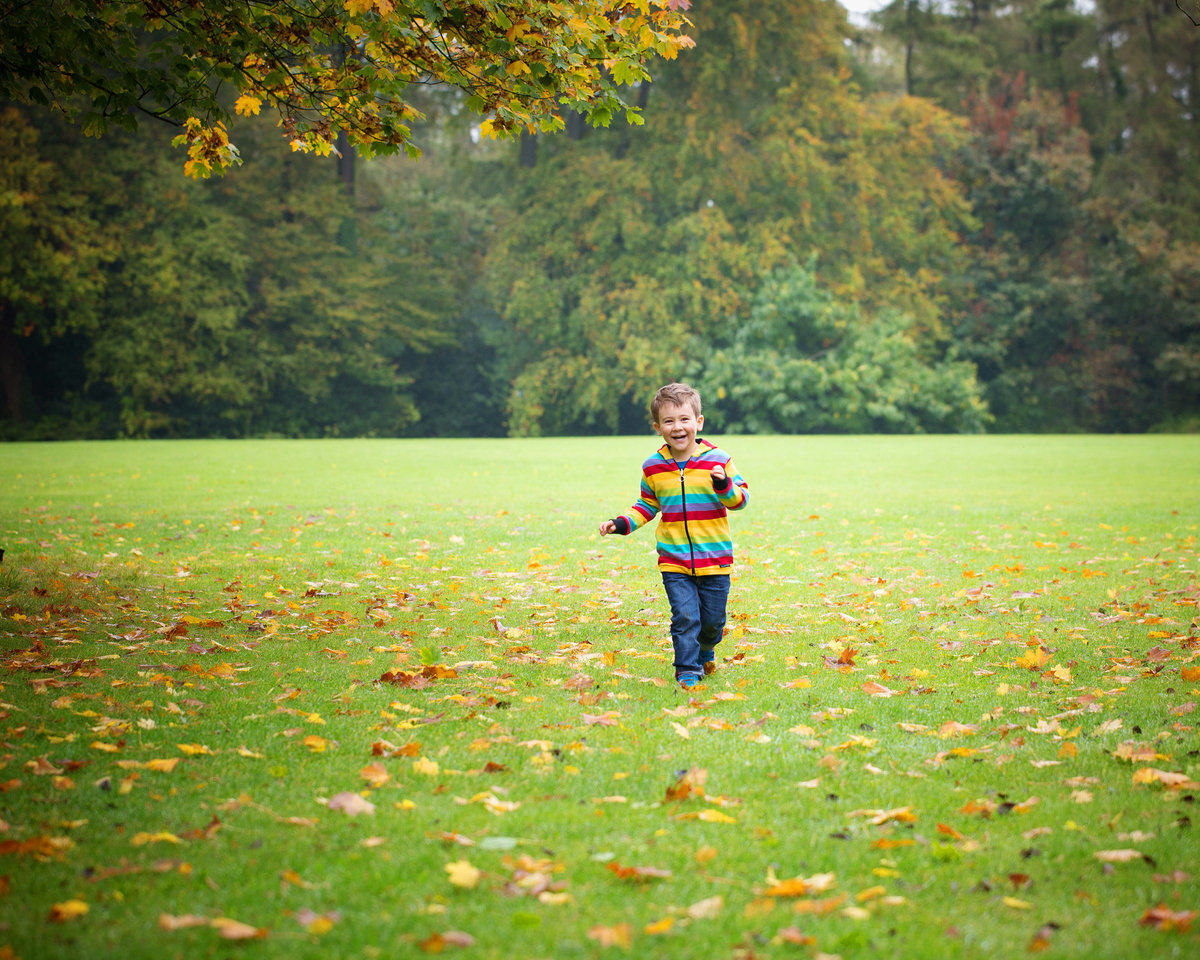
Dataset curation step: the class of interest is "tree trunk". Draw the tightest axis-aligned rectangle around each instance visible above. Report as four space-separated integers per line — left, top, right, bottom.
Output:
519 130 538 168
337 129 355 196
0 306 24 424
614 81 652 160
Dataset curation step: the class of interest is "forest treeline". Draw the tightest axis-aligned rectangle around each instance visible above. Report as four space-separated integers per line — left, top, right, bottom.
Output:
2 0 1197 439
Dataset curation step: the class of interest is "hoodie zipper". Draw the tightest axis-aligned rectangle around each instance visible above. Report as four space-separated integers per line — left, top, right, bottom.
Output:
677 457 696 574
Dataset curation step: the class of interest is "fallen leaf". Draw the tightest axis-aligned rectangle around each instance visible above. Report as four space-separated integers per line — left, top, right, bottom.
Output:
687 895 724 919
607 861 672 881
1133 768 1199 789
159 913 209 931
48 899 88 923
1094 849 1143 863
131 831 183 846
445 860 482 889
327 792 376 817
360 762 390 788
587 923 633 949
1139 905 1197 932
210 917 266 939
583 711 621 726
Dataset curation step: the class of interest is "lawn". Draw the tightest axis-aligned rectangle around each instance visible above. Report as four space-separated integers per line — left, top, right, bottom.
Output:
1 435 1198 960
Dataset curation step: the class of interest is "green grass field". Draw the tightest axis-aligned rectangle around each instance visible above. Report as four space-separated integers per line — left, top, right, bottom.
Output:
1 436 1198 959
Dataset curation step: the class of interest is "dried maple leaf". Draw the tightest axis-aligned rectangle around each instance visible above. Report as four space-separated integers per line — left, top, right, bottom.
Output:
587 923 633 948
360 762 390 788
862 681 898 697
664 766 708 802
687 895 724 918
583 711 621 726
607 861 672 881
1094 849 1143 863
1133 768 1199 789
1139 905 1198 932
327 792 376 816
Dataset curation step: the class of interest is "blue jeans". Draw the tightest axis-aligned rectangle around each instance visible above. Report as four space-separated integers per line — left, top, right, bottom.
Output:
661 572 730 680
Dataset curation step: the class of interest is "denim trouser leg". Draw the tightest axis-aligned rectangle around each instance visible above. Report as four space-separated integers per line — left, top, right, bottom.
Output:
662 573 730 678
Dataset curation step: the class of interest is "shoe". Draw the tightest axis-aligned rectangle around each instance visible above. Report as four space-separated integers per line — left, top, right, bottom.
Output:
677 673 703 689
703 661 716 676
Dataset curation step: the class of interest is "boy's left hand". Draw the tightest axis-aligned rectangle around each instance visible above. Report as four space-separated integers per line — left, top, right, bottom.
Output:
711 465 726 483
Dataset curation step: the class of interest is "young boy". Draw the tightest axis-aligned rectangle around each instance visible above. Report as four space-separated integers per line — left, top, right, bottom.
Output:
599 383 749 689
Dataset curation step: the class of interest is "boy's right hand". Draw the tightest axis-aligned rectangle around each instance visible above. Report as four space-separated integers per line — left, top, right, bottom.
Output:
598 520 617 536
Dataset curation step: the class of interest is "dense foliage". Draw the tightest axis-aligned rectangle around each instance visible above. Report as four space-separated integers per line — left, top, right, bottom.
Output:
0 0 692 174
2 0 1197 437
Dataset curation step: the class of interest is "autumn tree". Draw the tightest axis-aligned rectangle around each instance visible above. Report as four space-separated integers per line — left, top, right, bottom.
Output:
0 0 694 176
484 0 981 435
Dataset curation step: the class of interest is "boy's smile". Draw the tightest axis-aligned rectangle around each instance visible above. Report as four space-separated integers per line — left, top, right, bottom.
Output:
654 401 703 459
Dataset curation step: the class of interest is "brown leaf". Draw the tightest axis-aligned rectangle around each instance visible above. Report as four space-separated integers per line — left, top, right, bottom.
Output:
587 923 633 949
327 792 376 816
159 913 209 931
1139 905 1197 932
607 861 672 881
664 766 708 802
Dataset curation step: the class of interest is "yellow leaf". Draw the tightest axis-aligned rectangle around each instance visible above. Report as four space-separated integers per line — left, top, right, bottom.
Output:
413 757 440 776
48 899 89 922
145 758 181 772
445 859 481 889
237 747 264 759
645 916 674 934
132 831 184 846
1003 896 1032 910
1014 648 1051 671
176 743 212 756
306 915 334 935
302 735 328 753
675 809 737 824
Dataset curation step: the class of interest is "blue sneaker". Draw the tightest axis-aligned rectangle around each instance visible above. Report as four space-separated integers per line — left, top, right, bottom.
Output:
677 673 703 689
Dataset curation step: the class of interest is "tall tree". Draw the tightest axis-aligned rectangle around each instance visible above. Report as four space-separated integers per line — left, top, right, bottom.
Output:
484 0 979 435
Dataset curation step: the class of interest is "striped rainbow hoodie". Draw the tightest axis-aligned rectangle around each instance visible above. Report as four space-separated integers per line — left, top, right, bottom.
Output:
612 438 749 576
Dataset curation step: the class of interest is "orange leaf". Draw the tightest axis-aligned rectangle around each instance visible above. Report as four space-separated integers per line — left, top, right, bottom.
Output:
587 924 633 949
360 762 390 788
608 861 672 881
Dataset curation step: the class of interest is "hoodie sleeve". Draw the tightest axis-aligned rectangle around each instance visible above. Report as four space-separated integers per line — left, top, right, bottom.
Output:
615 470 660 534
715 457 749 511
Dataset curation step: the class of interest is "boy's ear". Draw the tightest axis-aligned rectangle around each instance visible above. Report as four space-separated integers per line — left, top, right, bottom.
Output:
696 414 704 430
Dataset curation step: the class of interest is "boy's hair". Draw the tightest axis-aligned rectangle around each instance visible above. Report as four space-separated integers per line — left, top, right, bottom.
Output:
651 382 702 423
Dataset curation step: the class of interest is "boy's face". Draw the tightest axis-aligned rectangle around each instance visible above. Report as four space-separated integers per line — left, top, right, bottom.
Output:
654 401 703 458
